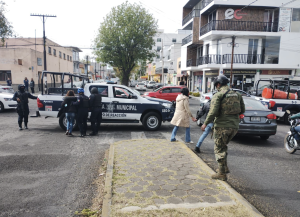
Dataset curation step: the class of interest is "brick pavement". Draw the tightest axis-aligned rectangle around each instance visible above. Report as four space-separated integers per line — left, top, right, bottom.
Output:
106 139 262 216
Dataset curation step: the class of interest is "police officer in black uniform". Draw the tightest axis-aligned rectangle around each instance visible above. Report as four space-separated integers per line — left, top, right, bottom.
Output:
12 84 37 130
72 88 89 137
89 87 102 136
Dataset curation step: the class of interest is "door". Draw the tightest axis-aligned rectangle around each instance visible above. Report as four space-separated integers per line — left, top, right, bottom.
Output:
170 87 182 102
248 39 259 64
158 87 171 101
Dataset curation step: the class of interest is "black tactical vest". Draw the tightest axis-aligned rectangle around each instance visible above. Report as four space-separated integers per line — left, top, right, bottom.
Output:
92 94 102 107
17 91 29 104
82 95 90 108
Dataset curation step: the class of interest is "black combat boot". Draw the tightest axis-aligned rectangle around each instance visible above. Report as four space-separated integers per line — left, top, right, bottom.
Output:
194 147 201 153
24 123 28 129
19 122 23 130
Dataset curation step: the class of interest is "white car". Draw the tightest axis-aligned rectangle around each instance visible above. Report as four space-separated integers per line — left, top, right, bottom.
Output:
147 81 156 89
135 83 146 91
0 85 14 94
0 93 17 112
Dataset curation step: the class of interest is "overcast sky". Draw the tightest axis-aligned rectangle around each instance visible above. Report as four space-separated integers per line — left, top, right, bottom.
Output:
4 0 184 59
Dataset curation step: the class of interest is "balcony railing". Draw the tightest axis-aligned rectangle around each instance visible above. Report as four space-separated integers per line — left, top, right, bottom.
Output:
200 20 279 36
187 59 193 67
197 55 222 65
182 34 192 46
222 54 262 64
182 9 201 26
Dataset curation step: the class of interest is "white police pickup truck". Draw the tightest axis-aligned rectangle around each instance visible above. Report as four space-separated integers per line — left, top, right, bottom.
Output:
254 79 300 124
37 72 174 131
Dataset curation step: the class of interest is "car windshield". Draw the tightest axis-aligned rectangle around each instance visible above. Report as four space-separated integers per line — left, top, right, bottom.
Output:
131 89 141 95
244 98 268 111
154 87 163 92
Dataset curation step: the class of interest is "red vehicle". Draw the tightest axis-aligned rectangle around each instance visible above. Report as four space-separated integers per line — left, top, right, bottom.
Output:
142 86 186 102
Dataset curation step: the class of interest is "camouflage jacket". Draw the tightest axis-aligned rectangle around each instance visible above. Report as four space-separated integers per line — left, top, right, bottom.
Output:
204 86 245 129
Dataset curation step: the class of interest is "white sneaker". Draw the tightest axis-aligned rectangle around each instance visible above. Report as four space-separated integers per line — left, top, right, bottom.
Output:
187 141 194 144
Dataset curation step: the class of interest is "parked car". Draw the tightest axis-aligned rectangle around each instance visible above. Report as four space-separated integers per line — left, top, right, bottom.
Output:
143 86 186 102
147 81 156 89
0 92 17 112
142 80 149 85
130 80 138 87
152 83 164 90
0 85 14 94
196 96 277 140
135 82 147 91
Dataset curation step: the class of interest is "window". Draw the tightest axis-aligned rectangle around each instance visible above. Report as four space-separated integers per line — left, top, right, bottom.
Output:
261 37 280 64
162 88 171 93
205 44 209 55
18 59 22 65
37 58 42 66
157 46 161 51
113 87 133 98
197 46 203 58
63 53 66 60
48 47 51 54
53 49 56 56
248 39 259 64
0 71 11 81
70 57 72 61
59 51 62 58
171 88 181 93
89 86 108 97
172 38 176 43
292 8 300 21
67 55 69 61
178 61 181 68
157 38 161 42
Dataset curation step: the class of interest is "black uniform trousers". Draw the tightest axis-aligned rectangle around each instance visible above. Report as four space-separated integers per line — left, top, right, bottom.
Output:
77 108 88 134
90 108 102 133
17 104 29 125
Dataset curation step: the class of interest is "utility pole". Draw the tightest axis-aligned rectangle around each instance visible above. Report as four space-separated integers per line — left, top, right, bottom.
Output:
161 39 164 85
30 14 56 71
230 36 236 88
86 55 89 79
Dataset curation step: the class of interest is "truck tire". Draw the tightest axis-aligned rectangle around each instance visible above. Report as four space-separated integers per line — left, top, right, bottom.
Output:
284 110 297 125
142 112 161 131
59 114 78 131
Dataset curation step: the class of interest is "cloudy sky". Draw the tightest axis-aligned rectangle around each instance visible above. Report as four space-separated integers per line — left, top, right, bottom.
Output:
4 0 184 58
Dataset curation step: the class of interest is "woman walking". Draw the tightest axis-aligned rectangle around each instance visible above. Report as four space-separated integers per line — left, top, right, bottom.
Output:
30 78 35 94
170 88 197 143
61 90 77 136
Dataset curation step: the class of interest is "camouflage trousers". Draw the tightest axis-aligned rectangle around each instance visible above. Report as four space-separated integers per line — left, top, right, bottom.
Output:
213 127 238 165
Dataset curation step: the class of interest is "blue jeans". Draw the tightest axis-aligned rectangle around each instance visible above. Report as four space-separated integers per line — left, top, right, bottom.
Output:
171 126 191 143
196 123 214 148
65 112 75 133
293 126 300 141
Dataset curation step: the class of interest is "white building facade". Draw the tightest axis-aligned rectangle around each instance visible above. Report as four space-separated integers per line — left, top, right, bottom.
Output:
181 0 300 93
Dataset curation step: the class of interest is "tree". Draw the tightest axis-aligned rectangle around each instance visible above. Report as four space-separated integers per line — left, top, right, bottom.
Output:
0 1 13 46
94 1 158 86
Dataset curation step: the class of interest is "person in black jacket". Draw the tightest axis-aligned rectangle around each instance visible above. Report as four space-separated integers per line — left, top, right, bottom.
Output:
12 84 37 130
61 90 77 136
89 87 102 136
194 100 213 153
72 88 89 137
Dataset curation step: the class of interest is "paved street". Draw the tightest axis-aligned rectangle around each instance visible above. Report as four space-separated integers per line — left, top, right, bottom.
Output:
0 94 299 216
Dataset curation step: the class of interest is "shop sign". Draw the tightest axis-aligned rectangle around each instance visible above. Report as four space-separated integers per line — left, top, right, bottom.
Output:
278 8 292 32
261 70 290 75
224 70 256 74
205 72 219 76
225 8 247 20
193 71 203 76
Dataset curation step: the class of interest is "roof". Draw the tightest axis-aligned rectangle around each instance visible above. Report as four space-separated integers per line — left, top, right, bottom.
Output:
64 46 83 52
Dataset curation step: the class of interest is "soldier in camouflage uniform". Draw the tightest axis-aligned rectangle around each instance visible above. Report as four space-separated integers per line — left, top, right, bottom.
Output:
201 75 245 181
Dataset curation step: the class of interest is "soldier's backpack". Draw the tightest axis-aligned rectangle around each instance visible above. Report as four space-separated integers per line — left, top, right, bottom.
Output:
220 89 241 115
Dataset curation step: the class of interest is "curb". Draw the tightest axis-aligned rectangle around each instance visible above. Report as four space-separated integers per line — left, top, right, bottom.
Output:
178 141 264 217
101 144 115 217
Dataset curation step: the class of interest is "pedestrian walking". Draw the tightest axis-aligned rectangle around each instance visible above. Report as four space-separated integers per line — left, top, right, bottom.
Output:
24 77 29 91
61 90 77 136
201 75 245 181
170 88 197 143
6 77 12 86
12 84 37 130
72 88 89 137
30 78 35 94
195 99 213 153
89 87 102 136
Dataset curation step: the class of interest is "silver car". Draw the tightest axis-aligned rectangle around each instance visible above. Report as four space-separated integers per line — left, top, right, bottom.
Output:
0 85 14 94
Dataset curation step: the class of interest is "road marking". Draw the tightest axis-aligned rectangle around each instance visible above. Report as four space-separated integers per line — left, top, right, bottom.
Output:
131 132 147 140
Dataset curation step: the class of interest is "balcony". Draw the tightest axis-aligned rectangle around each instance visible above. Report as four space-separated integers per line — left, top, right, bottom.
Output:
187 59 193 67
182 34 192 46
200 20 278 36
201 0 213 9
197 55 222 65
182 9 201 26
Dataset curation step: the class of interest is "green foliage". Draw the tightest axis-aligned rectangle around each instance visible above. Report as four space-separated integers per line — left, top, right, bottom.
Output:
0 1 13 46
93 1 158 86
193 92 200 97
189 92 193 95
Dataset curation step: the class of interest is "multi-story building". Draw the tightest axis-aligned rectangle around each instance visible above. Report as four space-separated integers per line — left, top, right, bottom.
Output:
181 0 300 93
148 29 191 83
65 46 82 76
0 38 79 89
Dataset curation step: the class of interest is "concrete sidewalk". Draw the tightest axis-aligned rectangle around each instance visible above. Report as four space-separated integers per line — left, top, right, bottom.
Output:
103 139 263 217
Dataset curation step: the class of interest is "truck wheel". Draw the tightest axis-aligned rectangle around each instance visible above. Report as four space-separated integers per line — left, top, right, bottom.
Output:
0 102 4 113
284 110 297 125
142 112 161 131
59 114 78 131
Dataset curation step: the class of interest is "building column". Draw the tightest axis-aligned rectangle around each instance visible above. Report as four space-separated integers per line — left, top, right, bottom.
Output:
292 69 296 77
255 70 260 83
202 70 206 94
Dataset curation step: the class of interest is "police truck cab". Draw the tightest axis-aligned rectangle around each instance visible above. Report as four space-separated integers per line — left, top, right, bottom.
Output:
37 72 175 131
